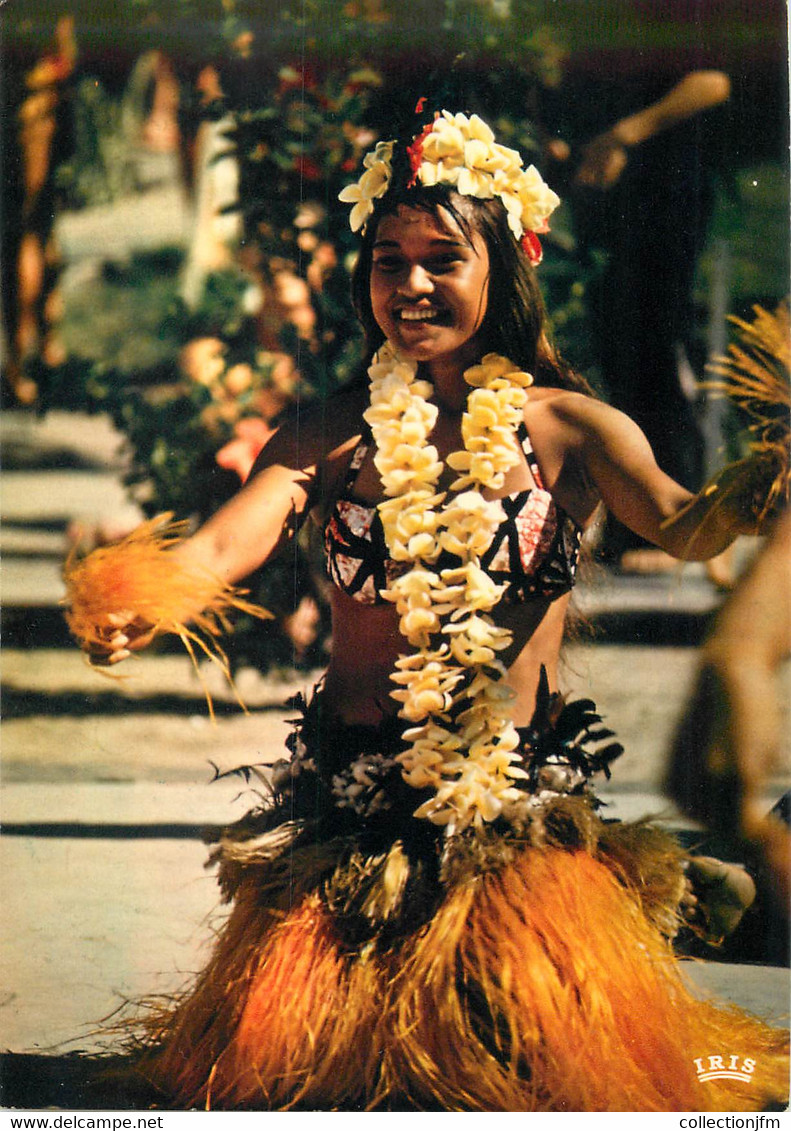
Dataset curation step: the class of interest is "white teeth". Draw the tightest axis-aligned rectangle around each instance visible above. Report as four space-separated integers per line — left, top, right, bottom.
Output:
399 308 438 322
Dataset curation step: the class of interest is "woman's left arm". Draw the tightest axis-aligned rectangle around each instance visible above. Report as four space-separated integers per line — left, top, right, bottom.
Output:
563 397 755 560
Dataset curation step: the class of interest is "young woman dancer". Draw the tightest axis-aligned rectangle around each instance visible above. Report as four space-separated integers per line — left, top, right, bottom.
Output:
79 110 788 1111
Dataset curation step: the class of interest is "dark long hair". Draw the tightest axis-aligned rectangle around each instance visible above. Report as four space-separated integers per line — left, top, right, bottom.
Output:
349 179 592 394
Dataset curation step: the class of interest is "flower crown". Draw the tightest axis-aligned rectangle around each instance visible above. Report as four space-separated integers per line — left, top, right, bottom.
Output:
339 110 560 265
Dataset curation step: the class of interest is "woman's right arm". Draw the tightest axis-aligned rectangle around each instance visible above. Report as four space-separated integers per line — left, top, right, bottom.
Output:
174 441 318 586
104 391 365 662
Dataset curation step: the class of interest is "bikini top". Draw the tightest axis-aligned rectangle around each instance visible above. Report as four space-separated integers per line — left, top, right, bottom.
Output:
325 421 582 606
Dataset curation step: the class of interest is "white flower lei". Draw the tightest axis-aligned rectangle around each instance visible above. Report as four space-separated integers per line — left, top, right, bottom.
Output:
364 342 535 836
339 111 560 260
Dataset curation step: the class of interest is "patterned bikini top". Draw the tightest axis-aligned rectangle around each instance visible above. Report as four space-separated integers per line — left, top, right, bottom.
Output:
325 421 582 606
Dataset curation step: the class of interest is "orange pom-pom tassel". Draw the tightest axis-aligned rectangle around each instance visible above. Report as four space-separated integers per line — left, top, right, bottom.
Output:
62 513 272 716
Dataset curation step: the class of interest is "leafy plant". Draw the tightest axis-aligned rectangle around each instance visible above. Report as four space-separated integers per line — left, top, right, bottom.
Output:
42 0 588 676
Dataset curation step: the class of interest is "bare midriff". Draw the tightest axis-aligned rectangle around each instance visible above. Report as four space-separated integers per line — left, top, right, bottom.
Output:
323 585 571 727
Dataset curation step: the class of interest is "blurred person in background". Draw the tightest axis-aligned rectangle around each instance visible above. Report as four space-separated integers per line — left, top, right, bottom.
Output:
540 0 786 573
1 11 76 407
668 508 791 939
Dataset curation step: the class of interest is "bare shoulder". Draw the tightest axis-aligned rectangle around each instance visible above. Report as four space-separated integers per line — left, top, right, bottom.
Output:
527 386 616 423
526 387 645 450
519 388 598 515
524 387 601 450
521 387 657 524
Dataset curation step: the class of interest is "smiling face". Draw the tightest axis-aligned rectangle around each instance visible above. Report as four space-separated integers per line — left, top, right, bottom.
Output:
369 205 490 378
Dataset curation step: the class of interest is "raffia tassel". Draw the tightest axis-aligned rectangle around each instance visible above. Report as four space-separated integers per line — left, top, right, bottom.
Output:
665 301 790 537
62 512 272 717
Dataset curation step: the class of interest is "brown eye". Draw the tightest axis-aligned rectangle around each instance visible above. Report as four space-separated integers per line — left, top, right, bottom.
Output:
373 255 403 273
426 254 462 274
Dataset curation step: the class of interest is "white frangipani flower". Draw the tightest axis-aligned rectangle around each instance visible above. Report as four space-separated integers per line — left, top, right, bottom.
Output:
365 343 539 835
338 111 560 251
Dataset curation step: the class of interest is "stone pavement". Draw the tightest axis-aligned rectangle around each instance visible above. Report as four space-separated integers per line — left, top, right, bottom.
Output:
1 407 789 1104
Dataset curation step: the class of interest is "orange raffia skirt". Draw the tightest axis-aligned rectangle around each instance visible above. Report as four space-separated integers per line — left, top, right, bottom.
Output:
138 780 789 1112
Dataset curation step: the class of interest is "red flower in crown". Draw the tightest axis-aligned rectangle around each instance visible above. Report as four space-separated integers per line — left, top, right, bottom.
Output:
521 231 543 266
406 120 436 188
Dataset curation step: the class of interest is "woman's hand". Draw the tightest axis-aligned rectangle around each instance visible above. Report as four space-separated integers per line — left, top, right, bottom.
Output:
709 452 787 533
87 610 157 666
662 453 785 553
575 131 629 190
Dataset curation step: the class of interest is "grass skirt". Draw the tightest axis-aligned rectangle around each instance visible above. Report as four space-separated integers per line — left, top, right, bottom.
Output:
136 691 789 1111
